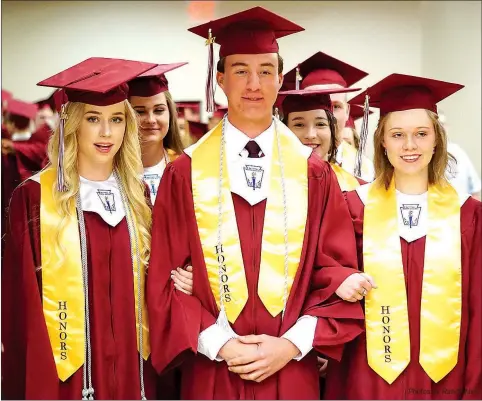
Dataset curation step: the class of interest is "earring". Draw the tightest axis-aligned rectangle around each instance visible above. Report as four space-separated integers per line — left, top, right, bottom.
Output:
384 149 387 156
433 147 436 153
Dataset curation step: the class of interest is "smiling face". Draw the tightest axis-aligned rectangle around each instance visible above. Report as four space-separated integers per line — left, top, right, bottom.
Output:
287 109 333 160
382 108 436 179
303 83 350 136
130 92 169 149
217 53 282 127
77 101 126 170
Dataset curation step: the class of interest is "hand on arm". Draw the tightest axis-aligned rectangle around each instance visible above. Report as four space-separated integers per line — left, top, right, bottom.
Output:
335 272 377 302
171 265 193 295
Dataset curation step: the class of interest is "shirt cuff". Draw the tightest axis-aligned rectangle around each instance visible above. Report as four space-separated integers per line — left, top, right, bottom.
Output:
282 315 318 361
197 323 235 362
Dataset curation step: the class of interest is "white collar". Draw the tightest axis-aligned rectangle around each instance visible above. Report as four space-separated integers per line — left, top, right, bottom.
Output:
224 118 275 162
11 131 32 141
356 183 470 243
29 172 126 227
79 174 126 227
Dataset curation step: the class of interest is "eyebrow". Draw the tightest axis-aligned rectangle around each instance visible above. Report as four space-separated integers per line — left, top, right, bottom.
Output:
133 103 167 109
291 117 305 122
389 126 430 131
85 110 125 116
230 62 276 68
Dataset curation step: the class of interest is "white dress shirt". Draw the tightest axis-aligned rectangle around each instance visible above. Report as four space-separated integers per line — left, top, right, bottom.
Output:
185 118 317 361
143 153 168 205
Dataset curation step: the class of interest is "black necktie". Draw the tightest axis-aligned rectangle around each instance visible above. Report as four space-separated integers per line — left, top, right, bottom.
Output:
244 141 263 158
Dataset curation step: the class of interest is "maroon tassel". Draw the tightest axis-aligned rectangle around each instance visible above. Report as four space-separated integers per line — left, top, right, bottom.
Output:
57 103 68 192
354 94 370 177
205 28 215 113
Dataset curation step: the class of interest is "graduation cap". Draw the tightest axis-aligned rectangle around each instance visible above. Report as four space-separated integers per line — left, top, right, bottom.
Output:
128 62 188 98
349 73 464 116
6 99 38 120
349 73 464 177
34 91 58 111
37 57 157 192
211 102 228 119
2 89 13 107
176 101 202 119
283 51 368 91
37 57 157 106
345 104 374 129
187 120 208 140
188 6 305 112
278 87 359 117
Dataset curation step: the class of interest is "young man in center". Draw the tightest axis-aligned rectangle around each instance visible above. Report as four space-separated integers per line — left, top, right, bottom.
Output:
147 7 371 399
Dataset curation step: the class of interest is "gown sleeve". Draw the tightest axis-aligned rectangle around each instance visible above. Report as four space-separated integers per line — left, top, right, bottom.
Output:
463 200 482 399
147 161 217 375
302 164 365 361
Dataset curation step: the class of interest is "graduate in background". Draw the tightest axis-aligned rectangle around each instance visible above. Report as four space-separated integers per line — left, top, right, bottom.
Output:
1 99 39 256
128 62 187 205
207 103 228 131
283 51 375 182
325 74 481 400
175 100 201 148
148 7 371 399
185 120 208 144
278 87 365 191
1 57 159 400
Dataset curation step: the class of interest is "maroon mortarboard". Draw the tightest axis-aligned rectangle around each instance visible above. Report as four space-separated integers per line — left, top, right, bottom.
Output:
349 73 464 177
278 87 359 117
283 51 368 91
187 120 208 140
345 104 374 129
37 58 156 193
2 89 13 105
211 103 228 119
37 57 157 107
128 62 188 98
188 6 304 112
176 101 202 118
35 91 57 111
348 73 464 116
7 99 38 120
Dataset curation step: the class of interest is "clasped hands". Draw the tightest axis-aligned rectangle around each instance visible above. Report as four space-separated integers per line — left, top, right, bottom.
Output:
218 334 300 383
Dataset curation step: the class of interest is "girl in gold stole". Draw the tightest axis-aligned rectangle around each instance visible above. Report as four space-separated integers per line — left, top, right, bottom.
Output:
325 73 481 400
128 63 186 206
278 87 366 192
1 58 157 400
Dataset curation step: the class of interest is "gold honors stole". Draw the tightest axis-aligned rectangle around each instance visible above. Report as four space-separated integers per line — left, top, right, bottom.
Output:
39 168 149 381
338 140 371 178
363 178 461 384
191 121 309 322
331 163 361 191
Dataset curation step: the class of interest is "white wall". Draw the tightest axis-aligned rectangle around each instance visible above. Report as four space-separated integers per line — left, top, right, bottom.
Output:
1 1 479 171
420 1 481 175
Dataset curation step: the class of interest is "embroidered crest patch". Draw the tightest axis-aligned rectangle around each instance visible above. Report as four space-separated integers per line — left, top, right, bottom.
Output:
243 165 264 191
97 189 116 213
400 204 421 228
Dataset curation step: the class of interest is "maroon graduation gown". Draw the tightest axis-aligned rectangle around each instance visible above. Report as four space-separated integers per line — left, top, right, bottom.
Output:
12 123 51 181
1 180 157 400
147 153 365 400
324 191 482 400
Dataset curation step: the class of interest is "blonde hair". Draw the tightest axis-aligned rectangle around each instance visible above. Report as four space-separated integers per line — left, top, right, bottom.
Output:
373 109 453 189
47 100 151 265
